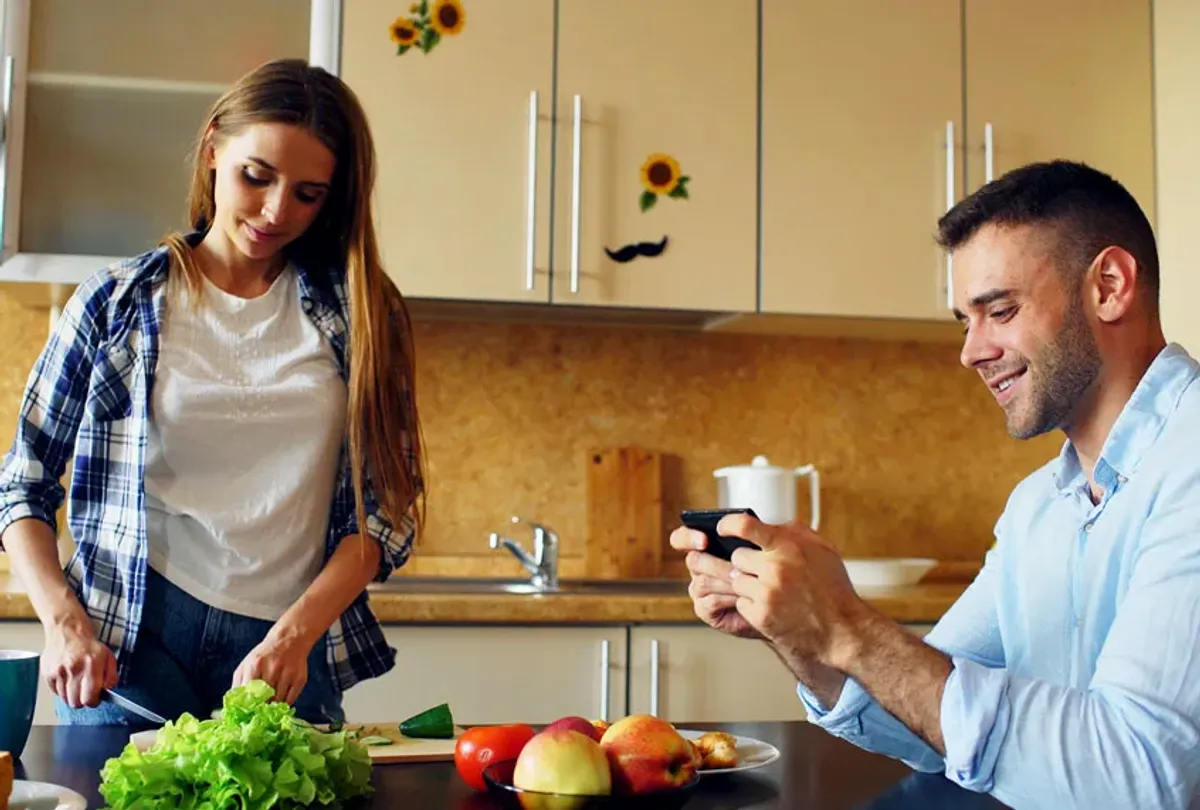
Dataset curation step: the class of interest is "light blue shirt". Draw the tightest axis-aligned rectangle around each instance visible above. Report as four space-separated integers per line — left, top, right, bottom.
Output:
800 343 1200 810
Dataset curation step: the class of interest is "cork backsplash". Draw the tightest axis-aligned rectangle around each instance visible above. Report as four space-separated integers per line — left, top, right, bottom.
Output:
0 291 1060 578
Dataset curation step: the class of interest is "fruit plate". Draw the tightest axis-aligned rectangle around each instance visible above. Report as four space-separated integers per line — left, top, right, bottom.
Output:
9 779 88 810
482 759 700 809
678 729 781 775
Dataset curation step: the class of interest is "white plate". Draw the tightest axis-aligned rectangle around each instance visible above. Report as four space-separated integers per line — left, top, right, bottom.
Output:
9 779 88 810
678 729 780 775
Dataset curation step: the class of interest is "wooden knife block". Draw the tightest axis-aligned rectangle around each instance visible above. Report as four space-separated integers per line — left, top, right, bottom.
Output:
585 447 665 579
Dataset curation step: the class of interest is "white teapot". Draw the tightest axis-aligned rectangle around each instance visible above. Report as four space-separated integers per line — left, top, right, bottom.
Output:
713 455 821 529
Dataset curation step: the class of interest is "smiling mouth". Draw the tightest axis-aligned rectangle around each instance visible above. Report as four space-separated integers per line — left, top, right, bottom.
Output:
988 368 1027 401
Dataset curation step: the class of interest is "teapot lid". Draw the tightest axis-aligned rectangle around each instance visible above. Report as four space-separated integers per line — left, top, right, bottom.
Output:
713 455 786 477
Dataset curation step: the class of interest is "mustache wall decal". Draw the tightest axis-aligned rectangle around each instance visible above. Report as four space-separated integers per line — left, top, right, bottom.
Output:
604 235 669 264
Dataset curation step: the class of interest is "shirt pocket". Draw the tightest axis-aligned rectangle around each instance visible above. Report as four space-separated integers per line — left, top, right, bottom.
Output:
85 343 137 422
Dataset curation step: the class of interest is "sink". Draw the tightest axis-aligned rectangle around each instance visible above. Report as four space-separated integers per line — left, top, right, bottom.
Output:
366 576 689 597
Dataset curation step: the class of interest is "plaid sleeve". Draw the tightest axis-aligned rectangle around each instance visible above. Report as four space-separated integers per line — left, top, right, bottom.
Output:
0 274 110 545
335 465 417 583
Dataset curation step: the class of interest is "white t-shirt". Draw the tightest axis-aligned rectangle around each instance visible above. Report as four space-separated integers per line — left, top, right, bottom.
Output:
143 267 348 620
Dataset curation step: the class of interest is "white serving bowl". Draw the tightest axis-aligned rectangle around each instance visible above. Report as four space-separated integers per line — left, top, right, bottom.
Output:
844 558 937 588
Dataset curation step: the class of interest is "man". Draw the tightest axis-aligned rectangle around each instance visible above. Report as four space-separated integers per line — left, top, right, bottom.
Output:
673 160 1200 809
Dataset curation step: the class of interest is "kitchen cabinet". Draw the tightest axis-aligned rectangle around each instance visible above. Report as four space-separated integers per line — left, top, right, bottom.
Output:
341 0 757 312
340 625 628 726
0 0 325 304
550 1 757 311
339 0 555 304
963 0 1155 220
760 0 962 322
626 625 808 724
760 0 1154 322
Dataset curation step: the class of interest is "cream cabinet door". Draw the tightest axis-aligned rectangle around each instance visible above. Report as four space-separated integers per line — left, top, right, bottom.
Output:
551 1 757 311
341 625 627 726
964 0 1155 221
340 0 555 302
626 625 807 724
0 621 58 726
759 0 963 322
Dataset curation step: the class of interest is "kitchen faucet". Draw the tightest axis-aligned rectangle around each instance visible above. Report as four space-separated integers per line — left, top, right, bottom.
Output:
488 516 559 591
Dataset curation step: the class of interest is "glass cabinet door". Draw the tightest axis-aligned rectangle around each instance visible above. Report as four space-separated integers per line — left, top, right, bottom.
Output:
9 0 312 260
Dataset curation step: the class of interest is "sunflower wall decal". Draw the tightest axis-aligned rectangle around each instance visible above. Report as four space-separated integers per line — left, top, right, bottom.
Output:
639 153 690 212
389 0 466 55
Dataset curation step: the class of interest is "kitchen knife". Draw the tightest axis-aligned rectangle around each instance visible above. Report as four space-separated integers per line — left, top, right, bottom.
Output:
103 689 167 725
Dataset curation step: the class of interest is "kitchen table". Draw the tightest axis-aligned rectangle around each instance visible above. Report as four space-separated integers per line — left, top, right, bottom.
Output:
11 721 1009 809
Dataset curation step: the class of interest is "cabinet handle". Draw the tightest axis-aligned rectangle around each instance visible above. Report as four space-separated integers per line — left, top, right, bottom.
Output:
0 55 14 257
984 122 994 184
649 638 660 717
944 120 955 308
569 94 582 294
525 90 539 291
599 638 610 722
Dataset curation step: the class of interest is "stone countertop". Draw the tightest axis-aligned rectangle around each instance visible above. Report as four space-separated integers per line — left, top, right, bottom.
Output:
0 576 968 625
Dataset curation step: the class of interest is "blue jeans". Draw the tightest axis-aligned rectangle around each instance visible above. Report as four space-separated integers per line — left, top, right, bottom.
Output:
55 566 344 726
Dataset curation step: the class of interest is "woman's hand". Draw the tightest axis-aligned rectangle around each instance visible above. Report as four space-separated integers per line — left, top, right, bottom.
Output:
232 629 314 705
43 620 118 709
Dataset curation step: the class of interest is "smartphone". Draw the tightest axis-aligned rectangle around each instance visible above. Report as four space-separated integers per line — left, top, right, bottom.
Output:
679 508 761 560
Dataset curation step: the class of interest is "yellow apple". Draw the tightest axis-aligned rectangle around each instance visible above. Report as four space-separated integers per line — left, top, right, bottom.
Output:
599 714 698 795
513 729 612 796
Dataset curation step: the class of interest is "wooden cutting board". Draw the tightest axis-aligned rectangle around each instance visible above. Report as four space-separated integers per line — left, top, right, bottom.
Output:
129 723 464 764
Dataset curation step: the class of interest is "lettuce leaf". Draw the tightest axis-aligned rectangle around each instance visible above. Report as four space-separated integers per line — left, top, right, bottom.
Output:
97 680 373 809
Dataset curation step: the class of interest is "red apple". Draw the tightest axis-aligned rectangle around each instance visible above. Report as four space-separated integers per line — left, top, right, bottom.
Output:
590 718 611 737
513 729 612 796
544 715 603 742
599 714 698 795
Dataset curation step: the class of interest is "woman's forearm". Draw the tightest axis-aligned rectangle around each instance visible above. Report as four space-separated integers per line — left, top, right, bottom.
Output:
2 517 91 634
271 533 382 649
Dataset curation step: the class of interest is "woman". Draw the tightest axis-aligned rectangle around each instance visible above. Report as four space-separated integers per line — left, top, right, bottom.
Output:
0 58 425 725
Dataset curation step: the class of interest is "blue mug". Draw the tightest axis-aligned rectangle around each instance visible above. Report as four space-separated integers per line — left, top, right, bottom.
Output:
0 650 39 758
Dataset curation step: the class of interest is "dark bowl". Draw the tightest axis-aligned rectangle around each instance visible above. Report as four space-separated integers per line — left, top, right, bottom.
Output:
482 758 699 810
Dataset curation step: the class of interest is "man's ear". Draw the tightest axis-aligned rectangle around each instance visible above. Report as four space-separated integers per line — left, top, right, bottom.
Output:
1088 246 1138 324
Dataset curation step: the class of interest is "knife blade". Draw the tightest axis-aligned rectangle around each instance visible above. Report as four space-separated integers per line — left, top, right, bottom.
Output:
102 689 167 725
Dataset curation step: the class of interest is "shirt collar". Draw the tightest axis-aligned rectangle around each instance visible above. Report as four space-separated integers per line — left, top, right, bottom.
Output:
1052 343 1199 493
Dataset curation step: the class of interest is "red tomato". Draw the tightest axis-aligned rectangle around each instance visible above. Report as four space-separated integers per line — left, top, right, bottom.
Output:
454 723 537 791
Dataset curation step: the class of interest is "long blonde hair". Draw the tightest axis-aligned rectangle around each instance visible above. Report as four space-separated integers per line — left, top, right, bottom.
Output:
161 58 425 546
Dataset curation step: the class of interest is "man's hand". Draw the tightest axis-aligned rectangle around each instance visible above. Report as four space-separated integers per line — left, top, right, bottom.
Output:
232 628 313 705
43 619 118 709
720 511 866 667
670 525 764 640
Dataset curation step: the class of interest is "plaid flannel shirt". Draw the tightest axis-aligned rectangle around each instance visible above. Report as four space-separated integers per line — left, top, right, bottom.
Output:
0 239 416 693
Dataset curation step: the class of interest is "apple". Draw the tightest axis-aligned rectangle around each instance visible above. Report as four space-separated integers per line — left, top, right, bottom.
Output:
599 714 698 795
543 715 603 742
513 729 612 796
590 718 611 737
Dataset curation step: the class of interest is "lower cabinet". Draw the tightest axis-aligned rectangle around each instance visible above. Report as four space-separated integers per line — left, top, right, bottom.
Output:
341 625 628 726
626 625 808 724
0 620 938 727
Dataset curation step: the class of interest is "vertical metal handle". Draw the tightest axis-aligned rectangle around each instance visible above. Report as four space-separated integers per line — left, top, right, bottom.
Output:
524 90 538 291
0 55 15 258
944 120 955 308
649 638 660 717
599 639 610 721
984 122 994 183
569 94 582 294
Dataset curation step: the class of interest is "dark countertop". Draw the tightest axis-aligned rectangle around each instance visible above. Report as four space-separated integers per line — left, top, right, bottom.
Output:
12 721 1008 809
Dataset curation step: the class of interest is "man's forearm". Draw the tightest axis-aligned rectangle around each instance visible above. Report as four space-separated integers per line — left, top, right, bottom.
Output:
769 642 847 708
830 602 953 754
271 534 382 649
2 517 91 634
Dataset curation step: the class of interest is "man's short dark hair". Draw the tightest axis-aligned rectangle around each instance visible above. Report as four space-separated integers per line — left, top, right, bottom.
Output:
936 160 1159 305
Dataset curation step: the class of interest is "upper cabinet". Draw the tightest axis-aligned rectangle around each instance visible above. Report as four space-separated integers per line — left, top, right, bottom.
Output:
963 0 1155 219
340 0 555 303
760 0 962 322
759 0 1155 322
0 0 316 283
346 0 758 312
551 1 757 312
